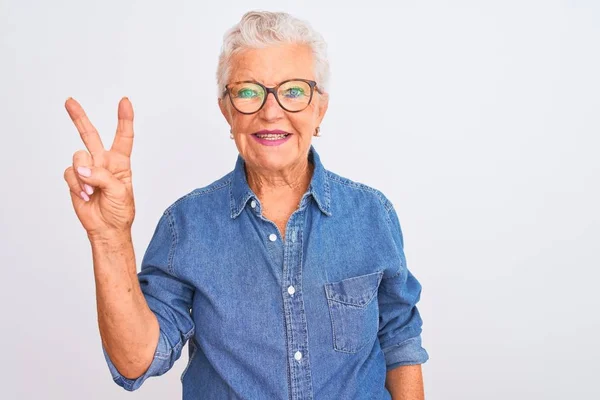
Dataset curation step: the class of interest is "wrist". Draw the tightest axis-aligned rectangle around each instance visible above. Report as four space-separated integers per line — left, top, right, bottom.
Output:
88 230 133 247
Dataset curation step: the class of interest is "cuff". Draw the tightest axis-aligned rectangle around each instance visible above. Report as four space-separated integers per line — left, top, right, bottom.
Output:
101 332 172 391
382 336 429 371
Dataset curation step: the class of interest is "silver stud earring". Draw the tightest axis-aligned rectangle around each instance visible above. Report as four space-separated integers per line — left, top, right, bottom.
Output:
314 126 321 137
229 129 234 140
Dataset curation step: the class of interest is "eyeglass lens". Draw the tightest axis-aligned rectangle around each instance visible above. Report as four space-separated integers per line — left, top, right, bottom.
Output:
228 80 312 113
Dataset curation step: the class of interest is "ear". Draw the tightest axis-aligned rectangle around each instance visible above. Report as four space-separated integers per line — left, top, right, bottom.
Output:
315 92 329 126
218 97 232 126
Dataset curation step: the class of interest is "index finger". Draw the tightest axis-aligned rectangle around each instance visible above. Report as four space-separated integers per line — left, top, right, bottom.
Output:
65 97 105 157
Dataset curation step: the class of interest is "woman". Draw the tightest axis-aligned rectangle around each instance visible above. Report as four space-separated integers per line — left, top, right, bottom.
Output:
63 11 428 400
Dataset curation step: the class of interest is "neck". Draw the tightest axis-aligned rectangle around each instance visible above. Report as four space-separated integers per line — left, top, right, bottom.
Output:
245 158 314 201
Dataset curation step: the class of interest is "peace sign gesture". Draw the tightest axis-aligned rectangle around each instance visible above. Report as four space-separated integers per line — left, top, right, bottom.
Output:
63 97 136 242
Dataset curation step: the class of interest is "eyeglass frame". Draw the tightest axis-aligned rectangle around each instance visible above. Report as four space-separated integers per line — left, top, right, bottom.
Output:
222 78 323 115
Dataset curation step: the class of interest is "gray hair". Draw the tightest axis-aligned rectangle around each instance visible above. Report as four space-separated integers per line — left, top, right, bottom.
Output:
216 10 330 97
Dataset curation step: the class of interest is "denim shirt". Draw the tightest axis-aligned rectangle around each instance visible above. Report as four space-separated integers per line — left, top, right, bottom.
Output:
101 145 429 399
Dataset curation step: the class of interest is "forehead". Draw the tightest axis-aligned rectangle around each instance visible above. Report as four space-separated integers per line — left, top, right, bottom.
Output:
228 43 315 85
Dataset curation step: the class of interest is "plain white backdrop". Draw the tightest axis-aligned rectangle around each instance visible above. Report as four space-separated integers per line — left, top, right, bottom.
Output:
1 0 598 399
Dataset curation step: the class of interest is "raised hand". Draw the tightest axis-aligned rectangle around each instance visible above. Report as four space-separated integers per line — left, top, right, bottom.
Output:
63 97 136 241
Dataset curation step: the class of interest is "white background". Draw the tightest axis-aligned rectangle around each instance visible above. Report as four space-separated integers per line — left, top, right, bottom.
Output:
1 0 598 399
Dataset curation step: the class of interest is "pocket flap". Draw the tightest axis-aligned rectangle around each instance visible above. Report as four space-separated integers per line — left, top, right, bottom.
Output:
324 270 383 307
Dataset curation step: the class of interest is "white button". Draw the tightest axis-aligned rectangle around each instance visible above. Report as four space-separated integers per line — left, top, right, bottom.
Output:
250 200 256 208
287 285 295 295
269 233 277 242
294 351 302 361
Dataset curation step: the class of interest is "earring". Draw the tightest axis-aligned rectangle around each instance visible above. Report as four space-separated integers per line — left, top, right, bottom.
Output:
229 129 234 140
314 126 321 137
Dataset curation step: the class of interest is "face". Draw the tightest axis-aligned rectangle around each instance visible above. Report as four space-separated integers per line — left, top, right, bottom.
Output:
219 43 329 174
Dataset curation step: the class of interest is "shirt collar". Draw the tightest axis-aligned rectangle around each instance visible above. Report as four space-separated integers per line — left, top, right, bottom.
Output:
229 144 332 219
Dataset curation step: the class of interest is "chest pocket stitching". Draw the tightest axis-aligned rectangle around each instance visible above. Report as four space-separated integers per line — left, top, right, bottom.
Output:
324 270 383 306
324 270 384 353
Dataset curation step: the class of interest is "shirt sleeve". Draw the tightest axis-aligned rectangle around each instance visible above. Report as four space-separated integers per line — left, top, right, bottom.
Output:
101 209 196 391
377 203 429 370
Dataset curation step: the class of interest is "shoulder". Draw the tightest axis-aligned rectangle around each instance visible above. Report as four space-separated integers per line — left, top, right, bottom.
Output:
162 171 233 216
325 169 395 214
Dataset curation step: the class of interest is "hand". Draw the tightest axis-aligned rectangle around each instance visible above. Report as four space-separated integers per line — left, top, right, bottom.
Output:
63 97 136 241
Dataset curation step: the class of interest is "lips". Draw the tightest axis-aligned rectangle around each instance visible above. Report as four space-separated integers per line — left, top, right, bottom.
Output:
252 129 292 140
251 129 293 146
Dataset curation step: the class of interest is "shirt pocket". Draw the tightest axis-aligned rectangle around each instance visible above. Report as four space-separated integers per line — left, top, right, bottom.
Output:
324 270 384 354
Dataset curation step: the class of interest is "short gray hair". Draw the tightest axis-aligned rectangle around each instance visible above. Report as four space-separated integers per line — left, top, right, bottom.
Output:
216 11 330 97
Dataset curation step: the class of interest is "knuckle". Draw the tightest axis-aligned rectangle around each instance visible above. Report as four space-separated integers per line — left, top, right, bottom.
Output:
81 128 98 139
72 149 90 162
63 166 73 180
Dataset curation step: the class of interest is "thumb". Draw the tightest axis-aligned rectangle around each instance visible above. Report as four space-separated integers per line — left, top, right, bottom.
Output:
76 166 126 197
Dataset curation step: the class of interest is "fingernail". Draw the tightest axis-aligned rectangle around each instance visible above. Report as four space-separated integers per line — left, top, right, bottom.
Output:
77 166 91 177
84 184 94 195
80 191 90 202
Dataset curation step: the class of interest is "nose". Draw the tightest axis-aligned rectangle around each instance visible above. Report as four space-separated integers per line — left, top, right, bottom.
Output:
259 92 284 121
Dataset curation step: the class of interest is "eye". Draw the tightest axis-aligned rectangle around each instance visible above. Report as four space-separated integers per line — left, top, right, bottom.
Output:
236 88 259 99
282 86 305 98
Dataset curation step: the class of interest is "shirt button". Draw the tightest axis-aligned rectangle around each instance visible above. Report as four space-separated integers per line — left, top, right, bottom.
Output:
294 351 302 361
269 233 277 242
287 285 295 295
250 200 256 208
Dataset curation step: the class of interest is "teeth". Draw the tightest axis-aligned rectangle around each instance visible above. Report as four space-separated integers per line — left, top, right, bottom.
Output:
256 134 288 140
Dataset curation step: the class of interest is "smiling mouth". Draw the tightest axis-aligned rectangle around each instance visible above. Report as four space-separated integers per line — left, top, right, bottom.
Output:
252 131 292 140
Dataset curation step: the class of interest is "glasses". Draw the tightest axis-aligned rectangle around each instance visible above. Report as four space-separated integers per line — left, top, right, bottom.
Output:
223 79 322 114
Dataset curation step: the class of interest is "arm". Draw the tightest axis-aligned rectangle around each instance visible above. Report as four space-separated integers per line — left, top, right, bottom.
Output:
98 210 196 391
63 98 194 391
91 231 160 380
378 203 429 396
385 364 425 400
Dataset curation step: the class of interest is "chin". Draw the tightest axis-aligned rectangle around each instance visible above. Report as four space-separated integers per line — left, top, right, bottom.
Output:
256 154 296 171
240 136 310 170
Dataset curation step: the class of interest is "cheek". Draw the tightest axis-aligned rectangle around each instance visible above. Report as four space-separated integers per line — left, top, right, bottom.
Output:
230 115 255 132
290 122 312 138
290 110 319 135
